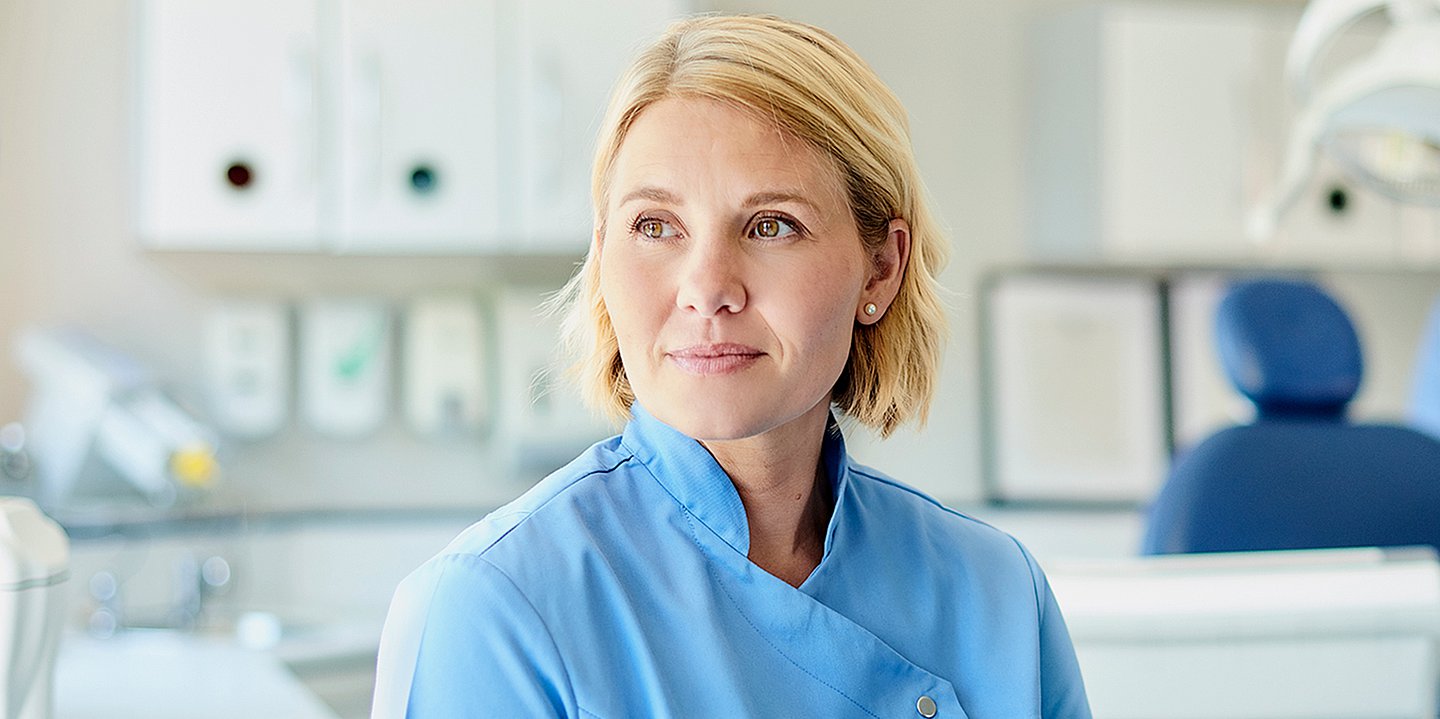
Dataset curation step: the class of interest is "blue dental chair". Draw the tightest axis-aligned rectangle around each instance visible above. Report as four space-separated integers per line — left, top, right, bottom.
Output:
1142 278 1440 555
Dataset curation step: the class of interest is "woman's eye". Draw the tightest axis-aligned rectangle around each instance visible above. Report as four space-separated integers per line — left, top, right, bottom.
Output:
752 216 797 240
634 217 677 240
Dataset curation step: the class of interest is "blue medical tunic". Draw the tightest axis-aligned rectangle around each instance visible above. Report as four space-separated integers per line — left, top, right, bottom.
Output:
373 405 1091 718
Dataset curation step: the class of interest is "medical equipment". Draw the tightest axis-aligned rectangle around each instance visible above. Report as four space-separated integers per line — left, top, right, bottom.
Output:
202 301 290 439
0 497 68 719
402 297 488 437
1252 0 1440 237
298 299 391 438
15 329 219 507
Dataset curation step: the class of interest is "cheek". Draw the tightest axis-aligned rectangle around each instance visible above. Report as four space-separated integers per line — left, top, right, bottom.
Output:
598 251 632 336
772 259 863 362
599 245 663 352
812 298 859 366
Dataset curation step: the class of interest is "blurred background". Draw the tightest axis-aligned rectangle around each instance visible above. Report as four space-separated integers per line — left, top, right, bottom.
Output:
4 0 1440 716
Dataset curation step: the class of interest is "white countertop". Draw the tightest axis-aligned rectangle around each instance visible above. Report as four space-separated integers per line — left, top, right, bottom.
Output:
54 630 340 719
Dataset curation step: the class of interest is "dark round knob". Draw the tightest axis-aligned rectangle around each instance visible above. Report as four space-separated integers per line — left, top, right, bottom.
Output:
1327 185 1349 215
225 161 254 190
410 165 437 194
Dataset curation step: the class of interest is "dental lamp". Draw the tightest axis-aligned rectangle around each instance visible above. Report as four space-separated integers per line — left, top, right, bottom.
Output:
1251 0 1440 239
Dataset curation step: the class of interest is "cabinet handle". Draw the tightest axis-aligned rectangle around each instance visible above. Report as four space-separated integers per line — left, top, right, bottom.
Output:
225 161 255 190
534 53 565 205
287 40 318 194
354 48 384 202
410 165 438 195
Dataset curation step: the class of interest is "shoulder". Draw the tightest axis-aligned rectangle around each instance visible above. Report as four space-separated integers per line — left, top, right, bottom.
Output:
438 434 636 559
376 537 579 717
379 435 638 682
845 462 1046 593
847 461 1020 548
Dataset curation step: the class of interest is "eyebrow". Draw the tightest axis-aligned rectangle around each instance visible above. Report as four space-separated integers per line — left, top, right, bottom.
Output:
616 186 822 214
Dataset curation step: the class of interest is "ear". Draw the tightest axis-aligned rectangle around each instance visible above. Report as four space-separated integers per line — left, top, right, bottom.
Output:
856 218 911 325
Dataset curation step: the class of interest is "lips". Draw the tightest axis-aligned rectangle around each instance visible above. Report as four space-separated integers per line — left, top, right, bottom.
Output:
667 343 764 376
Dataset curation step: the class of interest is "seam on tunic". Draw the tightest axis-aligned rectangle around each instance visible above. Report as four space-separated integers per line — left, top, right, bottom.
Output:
456 454 635 560
1011 539 1047 716
474 555 590 719
849 466 1020 535
1014 542 1046 625
674 500 883 719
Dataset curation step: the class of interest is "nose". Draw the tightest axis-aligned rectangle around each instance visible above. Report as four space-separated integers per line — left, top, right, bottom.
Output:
675 237 747 317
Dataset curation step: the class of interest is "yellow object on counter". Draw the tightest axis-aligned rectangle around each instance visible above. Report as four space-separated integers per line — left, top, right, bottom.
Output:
170 443 218 487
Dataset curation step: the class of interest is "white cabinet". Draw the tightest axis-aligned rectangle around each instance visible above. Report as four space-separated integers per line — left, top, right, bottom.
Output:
1025 2 1423 265
135 0 324 251
334 0 502 253
135 0 687 254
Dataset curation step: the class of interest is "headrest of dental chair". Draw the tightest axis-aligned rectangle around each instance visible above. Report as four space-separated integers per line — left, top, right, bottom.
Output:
1215 278 1362 420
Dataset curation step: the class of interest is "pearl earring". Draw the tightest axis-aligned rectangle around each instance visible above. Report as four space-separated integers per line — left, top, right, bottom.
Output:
863 302 878 316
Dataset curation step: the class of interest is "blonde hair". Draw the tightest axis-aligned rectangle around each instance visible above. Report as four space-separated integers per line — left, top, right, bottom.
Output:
553 13 948 438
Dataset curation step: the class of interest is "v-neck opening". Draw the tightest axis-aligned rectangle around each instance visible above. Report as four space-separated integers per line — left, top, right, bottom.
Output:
620 403 853 573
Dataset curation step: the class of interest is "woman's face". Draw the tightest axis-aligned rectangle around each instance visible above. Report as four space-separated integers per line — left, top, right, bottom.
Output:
598 96 882 441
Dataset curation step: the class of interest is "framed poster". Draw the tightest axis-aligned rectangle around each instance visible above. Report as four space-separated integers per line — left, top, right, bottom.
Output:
982 271 1172 504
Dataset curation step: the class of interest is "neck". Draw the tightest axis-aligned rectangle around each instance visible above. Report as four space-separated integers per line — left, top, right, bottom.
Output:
701 400 835 587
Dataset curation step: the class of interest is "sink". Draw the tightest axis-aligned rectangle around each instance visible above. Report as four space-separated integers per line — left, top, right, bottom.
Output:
57 508 468 719
54 629 342 719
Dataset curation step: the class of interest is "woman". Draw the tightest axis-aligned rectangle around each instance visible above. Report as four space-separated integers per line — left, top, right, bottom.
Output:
374 14 1091 719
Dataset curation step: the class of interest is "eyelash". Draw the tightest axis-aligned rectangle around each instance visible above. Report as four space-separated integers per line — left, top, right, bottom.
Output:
627 213 805 242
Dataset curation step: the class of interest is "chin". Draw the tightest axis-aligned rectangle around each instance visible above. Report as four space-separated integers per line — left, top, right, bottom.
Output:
651 401 770 442
643 383 829 443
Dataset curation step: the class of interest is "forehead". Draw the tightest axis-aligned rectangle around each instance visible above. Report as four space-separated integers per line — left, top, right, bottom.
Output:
608 96 845 205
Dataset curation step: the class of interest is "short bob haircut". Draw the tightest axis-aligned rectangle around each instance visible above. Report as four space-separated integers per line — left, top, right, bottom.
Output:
554 13 949 438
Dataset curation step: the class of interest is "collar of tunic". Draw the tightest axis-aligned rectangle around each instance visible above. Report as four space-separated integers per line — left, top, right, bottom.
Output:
618 402 852 564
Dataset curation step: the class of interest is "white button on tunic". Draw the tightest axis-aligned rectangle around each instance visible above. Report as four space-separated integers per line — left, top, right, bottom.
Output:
918 695 939 717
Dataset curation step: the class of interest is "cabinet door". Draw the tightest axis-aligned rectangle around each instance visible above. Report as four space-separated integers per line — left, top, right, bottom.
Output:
135 0 323 250
1100 3 1268 259
1027 2 1408 264
512 0 685 251
335 0 501 253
